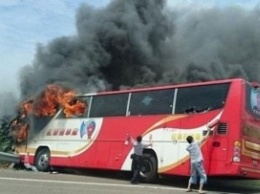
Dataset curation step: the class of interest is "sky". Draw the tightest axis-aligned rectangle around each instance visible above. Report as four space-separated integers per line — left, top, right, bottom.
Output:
0 0 259 97
0 0 110 96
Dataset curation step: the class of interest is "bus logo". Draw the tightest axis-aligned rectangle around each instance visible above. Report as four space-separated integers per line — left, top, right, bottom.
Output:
80 120 96 139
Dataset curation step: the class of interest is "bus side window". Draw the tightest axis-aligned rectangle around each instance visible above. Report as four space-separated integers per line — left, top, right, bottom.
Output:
129 89 174 116
89 94 128 117
175 84 230 114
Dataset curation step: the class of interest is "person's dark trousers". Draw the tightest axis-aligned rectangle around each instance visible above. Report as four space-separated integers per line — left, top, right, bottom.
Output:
131 155 142 184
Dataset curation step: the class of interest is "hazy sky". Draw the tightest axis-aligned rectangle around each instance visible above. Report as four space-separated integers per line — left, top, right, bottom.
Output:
0 0 258 96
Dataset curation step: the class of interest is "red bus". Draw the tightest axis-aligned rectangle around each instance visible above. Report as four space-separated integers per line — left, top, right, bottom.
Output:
15 78 260 182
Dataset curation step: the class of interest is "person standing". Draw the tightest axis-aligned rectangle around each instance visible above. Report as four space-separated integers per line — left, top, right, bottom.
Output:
186 125 213 194
130 135 152 184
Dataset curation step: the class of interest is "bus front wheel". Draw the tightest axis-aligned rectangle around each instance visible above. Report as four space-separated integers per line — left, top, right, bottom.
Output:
35 148 50 172
140 153 157 183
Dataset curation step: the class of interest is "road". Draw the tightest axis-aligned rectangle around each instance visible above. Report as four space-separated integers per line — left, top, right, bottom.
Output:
0 168 259 194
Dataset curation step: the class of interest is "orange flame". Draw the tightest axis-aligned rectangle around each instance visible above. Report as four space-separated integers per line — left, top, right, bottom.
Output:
10 84 87 143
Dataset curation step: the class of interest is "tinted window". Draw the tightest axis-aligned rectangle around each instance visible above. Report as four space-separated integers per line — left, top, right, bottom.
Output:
129 89 175 116
246 83 260 119
175 83 230 114
90 94 128 117
58 96 90 118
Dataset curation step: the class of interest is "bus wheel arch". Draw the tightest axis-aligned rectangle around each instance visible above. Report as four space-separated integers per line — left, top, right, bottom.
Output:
139 149 158 183
34 146 51 172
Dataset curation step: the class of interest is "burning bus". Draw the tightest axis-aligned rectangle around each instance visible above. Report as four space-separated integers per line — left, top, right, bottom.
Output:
13 78 260 182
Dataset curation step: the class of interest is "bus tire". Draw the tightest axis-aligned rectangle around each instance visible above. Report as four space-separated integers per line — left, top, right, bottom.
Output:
35 148 50 172
140 153 157 183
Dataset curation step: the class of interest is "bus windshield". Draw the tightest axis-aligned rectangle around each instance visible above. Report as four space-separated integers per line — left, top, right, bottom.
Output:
246 83 260 119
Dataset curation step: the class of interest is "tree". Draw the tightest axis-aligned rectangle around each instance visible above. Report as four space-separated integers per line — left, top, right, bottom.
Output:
0 116 14 167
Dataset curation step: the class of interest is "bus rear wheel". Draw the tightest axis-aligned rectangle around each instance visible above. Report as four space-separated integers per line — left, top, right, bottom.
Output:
140 153 157 183
35 148 50 172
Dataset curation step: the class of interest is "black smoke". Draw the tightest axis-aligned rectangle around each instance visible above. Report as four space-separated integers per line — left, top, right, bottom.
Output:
19 0 260 98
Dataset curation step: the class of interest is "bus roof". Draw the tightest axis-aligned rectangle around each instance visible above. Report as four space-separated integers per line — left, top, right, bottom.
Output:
78 78 250 97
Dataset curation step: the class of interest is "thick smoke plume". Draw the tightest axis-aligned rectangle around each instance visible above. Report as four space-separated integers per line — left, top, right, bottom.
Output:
19 0 260 98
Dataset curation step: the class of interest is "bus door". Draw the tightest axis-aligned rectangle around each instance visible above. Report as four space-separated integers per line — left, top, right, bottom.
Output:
107 133 127 169
109 141 124 169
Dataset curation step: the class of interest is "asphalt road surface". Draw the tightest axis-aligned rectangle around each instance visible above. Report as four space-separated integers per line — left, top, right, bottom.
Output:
0 168 259 194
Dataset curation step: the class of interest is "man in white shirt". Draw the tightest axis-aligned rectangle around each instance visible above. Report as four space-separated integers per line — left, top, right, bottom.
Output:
185 121 216 194
186 135 207 193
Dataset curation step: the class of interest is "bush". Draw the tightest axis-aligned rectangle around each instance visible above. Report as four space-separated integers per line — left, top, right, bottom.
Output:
0 115 14 167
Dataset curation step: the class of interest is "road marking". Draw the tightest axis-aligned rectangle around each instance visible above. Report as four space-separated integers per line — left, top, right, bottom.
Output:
0 177 185 191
